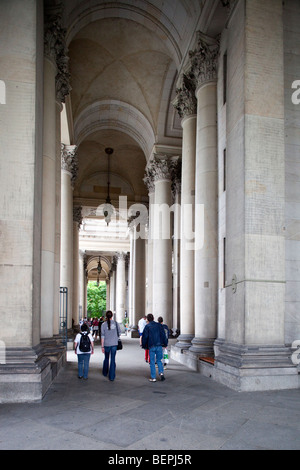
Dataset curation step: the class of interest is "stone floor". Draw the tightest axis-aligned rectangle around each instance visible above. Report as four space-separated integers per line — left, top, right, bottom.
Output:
0 336 300 450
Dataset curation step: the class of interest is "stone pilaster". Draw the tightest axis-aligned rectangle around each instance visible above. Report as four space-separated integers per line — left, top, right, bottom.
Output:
213 0 297 391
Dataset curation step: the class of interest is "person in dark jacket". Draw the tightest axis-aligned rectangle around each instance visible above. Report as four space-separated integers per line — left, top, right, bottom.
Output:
142 314 168 382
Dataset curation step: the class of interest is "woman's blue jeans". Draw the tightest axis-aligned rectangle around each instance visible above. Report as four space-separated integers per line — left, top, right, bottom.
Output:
103 345 117 381
149 346 164 379
77 353 91 379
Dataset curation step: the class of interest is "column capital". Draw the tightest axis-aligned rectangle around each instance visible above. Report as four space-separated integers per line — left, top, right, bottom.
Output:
73 206 83 230
115 252 127 262
170 157 182 199
44 4 71 103
143 170 155 195
173 73 197 120
189 32 220 90
61 144 78 187
147 154 173 183
220 0 238 15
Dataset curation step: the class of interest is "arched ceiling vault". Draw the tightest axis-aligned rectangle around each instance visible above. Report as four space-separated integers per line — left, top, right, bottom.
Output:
61 0 227 254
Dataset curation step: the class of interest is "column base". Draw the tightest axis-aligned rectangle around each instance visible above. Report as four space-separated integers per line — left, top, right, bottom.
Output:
41 337 67 380
174 334 194 351
0 341 66 403
127 325 140 338
189 336 215 357
0 345 52 403
213 339 299 392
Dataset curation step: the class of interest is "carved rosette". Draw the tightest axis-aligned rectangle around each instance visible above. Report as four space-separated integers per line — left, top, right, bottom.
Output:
44 4 71 103
189 32 220 89
61 144 78 188
173 73 197 119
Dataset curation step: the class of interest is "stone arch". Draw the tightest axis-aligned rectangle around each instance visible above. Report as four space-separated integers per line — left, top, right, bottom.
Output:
65 1 182 67
74 100 155 161
87 255 111 281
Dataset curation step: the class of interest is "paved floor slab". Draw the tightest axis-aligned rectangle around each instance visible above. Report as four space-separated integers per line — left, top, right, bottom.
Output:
0 336 300 451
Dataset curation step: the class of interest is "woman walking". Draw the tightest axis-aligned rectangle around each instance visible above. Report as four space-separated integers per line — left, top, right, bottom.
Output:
74 323 94 380
101 311 121 381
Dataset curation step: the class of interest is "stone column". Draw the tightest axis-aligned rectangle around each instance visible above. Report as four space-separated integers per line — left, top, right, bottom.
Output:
143 173 155 314
42 3 71 341
171 158 181 335
106 277 110 311
78 250 85 322
189 33 219 357
83 254 88 317
53 100 63 338
150 156 173 327
115 252 126 323
73 206 82 326
135 234 146 320
173 74 197 347
0 0 51 402
61 144 78 329
110 258 117 313
40 28 58 340
128 225 135 326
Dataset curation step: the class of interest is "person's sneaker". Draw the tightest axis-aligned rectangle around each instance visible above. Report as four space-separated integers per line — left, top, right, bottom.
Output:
160 374 165 381
149 378 156 382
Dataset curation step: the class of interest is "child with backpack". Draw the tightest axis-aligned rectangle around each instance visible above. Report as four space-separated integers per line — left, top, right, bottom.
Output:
74 323 94 380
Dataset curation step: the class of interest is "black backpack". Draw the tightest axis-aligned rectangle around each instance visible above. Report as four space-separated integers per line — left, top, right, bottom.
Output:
79 332 91 352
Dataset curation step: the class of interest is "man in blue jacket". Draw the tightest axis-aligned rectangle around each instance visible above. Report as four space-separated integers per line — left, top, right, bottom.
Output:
142 313 168 382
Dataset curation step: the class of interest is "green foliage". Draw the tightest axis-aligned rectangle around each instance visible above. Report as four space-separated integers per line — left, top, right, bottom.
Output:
87 281 106 318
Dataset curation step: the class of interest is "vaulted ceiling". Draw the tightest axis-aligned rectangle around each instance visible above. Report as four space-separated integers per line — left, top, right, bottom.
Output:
60 0 227 267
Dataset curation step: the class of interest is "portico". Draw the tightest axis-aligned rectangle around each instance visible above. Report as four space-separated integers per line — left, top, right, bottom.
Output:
0 0 300 403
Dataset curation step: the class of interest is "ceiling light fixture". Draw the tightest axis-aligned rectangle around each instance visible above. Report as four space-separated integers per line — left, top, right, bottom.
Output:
97 256 102 286
103 147 114 226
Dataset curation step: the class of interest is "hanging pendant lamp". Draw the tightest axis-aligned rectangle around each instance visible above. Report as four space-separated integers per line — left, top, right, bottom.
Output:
103 147 114 225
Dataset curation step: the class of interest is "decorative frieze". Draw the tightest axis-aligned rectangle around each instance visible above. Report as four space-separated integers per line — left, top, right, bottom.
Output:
189 32 220 89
